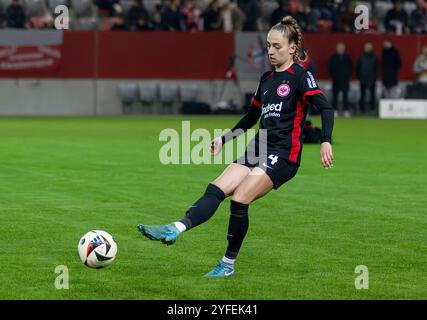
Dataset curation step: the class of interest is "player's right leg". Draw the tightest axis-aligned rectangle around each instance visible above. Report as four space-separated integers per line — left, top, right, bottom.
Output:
137 163 251 245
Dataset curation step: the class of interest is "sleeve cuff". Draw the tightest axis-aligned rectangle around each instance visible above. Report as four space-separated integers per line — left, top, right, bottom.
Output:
320 137 332 144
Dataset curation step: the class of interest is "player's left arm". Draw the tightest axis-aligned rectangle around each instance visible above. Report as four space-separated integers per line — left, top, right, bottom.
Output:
300 70 334 169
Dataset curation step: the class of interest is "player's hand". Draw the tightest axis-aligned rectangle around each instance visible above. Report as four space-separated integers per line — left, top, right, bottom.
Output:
211 137 223 156
320 142 334 169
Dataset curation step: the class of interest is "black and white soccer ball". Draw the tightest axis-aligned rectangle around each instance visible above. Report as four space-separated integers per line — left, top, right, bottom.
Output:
78 230 117 269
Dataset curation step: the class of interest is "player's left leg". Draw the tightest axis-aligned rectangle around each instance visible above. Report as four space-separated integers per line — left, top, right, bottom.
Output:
204 168 274 278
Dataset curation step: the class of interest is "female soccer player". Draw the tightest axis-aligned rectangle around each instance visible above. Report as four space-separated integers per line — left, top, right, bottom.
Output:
137 16 334 278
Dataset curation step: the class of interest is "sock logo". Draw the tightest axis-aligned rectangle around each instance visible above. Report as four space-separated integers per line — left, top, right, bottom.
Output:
262 101 283 114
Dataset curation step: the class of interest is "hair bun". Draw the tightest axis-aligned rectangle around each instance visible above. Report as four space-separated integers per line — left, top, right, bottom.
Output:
281 16 296 25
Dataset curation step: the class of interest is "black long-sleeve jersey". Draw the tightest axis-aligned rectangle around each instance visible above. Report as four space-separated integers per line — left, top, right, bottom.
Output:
222 63 334 166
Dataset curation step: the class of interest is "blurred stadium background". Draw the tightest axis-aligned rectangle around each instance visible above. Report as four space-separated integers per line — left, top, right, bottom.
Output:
1 0 427 300
1 0 427 116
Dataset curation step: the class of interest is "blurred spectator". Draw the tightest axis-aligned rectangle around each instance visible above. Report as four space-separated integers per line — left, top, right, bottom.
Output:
336 1 355 33
202 0 221 31
270 0 292 27
385 0 409 34
294 1 311 32
218 0 245 32
410 0 427 34
1 0 427 33
94 0 122 18
127 0 150 31
310 0 333 18
413 46 427 83
356 42 378 114
366 0 380 33
237 0 260 31
29 13 54 30
110 14 129 30
151 4 166 31
162 0 184 31
182 0 203 32
328 42 353 117
310 0 333 32
381 39 402 98
330 0 344 31
6 0 26 29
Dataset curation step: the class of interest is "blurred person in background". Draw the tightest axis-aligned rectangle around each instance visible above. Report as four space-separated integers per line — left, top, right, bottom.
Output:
94 0 122 18
413 46 427 83
202 0 222 31
270 0 292 27
409 0 427 34
110 13 129 30
182 0 203 32
6 0 26 29
381 39 402 98
309 0 333 32
151 4 167 30
294 0 311 32
385 0 409 34
356 42 378 114
22 0 54 29
329 0 345 31
335 1 355 33
218 0 245 32
162 0 184 31
237 0 260 31
328 41 353 117
127 0 151 31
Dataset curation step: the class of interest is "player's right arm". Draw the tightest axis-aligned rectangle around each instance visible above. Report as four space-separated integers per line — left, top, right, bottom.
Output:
211 77 264 155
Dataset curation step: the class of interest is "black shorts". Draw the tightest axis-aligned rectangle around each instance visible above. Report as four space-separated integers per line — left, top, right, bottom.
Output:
233 150 299 190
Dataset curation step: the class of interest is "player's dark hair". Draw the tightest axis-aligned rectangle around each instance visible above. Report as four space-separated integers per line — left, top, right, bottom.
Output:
271 16 308 62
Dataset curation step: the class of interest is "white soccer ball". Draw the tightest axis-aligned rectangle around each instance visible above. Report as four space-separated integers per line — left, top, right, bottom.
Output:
78 230 117 269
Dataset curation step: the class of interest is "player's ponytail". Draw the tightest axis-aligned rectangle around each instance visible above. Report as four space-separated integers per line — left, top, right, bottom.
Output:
271 16 308 63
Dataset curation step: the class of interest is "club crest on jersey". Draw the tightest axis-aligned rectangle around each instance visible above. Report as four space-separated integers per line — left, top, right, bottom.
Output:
277 84 290 97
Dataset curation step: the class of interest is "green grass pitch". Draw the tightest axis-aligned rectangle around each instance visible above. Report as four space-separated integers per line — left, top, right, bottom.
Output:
0 115 426 300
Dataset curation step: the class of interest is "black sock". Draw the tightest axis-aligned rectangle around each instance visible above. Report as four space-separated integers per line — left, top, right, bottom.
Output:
179 183 225 230
225 200 249 260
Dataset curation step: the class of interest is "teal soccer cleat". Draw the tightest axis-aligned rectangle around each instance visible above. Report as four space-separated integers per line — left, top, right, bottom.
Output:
204 260 235 278
137 223 181 245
